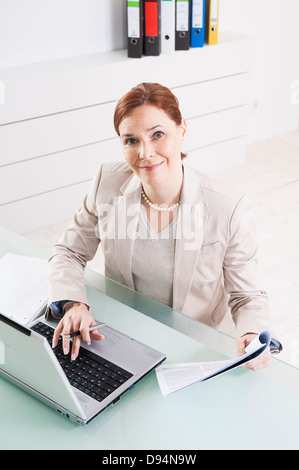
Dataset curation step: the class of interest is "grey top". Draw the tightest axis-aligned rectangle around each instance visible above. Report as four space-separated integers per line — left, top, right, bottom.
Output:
132 205 177 307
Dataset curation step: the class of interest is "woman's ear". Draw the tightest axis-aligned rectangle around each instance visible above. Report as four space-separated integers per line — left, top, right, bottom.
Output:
180 118 188 142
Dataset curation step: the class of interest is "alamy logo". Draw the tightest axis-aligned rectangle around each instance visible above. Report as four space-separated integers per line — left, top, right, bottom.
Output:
95 201 204 251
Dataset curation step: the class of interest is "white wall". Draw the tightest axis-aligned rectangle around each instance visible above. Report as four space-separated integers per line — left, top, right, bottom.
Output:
0 0 298 142
219 0 299 142
0 0 127 68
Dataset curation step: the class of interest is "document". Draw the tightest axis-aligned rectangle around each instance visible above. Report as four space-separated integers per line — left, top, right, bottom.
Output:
156 330 271 396
0 253 48 325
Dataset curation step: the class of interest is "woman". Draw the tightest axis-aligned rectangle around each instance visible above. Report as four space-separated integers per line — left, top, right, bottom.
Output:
49 82 275 369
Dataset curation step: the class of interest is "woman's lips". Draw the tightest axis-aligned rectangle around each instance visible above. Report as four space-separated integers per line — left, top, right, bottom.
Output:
139 162 163 172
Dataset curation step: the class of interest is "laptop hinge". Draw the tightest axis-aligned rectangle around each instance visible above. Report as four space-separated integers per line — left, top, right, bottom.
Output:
0 313 31 336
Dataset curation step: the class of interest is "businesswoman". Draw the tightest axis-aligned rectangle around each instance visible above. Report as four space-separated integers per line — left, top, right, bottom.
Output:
49 82 274 369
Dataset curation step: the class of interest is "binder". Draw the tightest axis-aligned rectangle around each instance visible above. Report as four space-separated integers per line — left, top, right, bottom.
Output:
127 0 144 58
161 0 175 54
144 0 161 56
190 0 206 48
175 0 190 51
205 0 219 45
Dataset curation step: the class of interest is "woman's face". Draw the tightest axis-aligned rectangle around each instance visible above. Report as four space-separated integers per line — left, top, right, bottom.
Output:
118 105 187 187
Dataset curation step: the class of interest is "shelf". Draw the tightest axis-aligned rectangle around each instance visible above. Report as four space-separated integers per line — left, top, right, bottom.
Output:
0 32 252 125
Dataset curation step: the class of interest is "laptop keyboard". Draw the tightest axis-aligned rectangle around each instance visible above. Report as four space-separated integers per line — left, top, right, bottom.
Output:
31 321 133 403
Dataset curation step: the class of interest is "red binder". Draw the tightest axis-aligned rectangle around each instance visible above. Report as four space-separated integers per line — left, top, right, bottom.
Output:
144 0 161 56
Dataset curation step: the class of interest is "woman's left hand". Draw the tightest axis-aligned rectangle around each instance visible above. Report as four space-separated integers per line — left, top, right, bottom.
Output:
237 333 272 371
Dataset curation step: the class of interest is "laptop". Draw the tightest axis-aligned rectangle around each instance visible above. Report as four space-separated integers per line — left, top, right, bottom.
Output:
0 312 166 425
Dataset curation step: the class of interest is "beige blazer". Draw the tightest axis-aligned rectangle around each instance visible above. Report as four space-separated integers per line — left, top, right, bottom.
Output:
47 161 271 338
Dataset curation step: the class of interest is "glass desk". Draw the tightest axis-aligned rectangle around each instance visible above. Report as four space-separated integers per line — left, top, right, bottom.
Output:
0 226 299 450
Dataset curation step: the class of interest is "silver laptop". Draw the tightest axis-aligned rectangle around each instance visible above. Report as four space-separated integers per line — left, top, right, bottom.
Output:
0 312 166 425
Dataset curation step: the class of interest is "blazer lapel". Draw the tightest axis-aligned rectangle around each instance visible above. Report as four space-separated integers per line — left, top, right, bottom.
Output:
113 172 142 290
173 165 209 312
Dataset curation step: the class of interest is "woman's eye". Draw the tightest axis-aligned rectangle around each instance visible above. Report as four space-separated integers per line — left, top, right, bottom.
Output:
153 131 164 140
125 138 138 145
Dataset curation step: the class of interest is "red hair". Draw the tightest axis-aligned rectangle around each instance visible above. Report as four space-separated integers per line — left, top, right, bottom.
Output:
114 82 187 159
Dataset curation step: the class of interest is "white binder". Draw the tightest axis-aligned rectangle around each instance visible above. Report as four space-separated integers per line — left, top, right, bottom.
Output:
161 0 175 54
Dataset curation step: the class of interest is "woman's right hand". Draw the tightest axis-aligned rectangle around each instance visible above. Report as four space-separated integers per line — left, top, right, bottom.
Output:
52 302 104 361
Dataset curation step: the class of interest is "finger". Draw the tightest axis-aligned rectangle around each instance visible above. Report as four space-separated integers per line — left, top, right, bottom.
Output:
78 320 92 345
245 350 272 371
61 316 81 354
62 334 71 355
90 319 105 340
61 323 74 355
254 352 272 370
237 338 247 357
70 325 104 360
52 321 64 349
79 316 101 344
246 359 270 371
71 336 81 361
91 330 105 341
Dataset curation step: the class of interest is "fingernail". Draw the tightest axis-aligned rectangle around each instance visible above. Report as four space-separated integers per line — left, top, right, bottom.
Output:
64 347 68 355
71 354 76 361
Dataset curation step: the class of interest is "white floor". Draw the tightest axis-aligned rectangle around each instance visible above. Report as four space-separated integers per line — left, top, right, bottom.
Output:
24 131 299 367
214 131 299 367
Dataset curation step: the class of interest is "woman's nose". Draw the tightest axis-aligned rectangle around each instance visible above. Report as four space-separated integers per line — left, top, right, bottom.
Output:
139 140 155 160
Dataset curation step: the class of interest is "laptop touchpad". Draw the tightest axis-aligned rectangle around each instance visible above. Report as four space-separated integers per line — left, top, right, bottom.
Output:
89 329 121 353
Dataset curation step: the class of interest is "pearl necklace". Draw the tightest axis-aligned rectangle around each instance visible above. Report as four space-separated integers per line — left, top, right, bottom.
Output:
141 188 180 212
